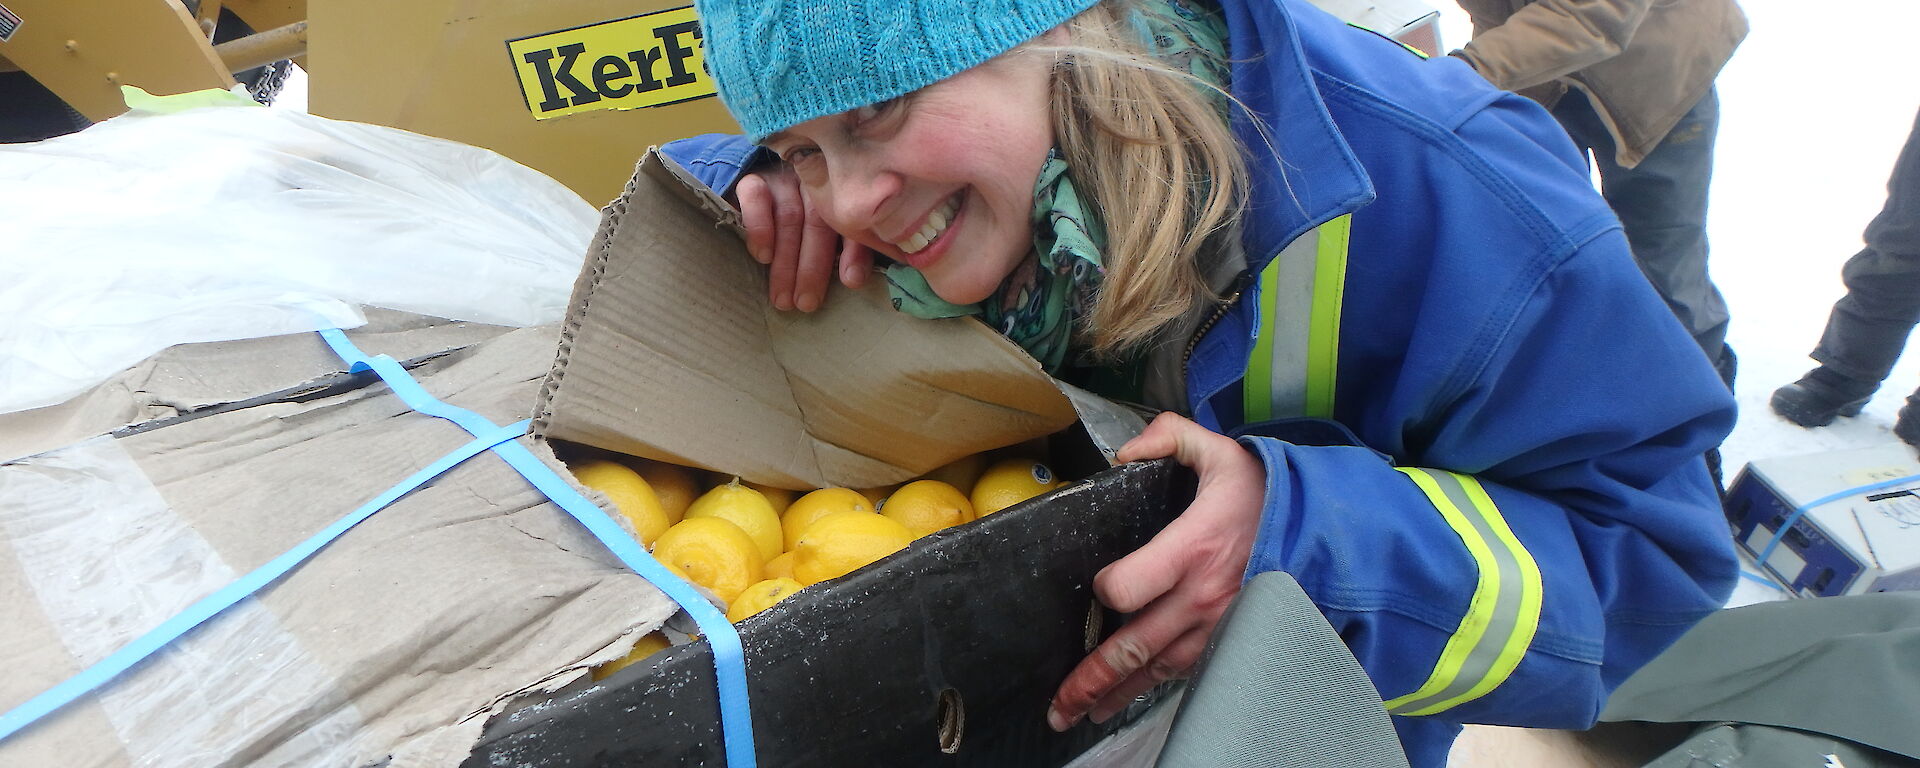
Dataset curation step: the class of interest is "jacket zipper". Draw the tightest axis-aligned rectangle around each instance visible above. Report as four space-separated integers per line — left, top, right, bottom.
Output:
1182 287 1244 381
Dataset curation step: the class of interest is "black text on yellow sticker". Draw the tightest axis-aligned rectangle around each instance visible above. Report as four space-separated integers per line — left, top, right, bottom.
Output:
506 6 712 120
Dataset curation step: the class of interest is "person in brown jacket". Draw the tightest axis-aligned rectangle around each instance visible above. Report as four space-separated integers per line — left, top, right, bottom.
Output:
1451 0 1748 386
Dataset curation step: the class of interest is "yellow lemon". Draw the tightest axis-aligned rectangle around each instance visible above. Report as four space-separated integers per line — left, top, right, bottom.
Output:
921 454 989 495
570 459 672 547
686 479 784 563
854 484 898 507
593 631 671 681
792 511 913 586
742 481 796 515
727 577 804 622
764 551 797 580
972 458 1063 516
651 517 764 603
628 460 699 524
880 480 975 539
781 488 874 551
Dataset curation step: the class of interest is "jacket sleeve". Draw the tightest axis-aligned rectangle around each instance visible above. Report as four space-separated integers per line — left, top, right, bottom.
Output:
657 133 768 196
1454 0 1654 92
1235 226 1738 733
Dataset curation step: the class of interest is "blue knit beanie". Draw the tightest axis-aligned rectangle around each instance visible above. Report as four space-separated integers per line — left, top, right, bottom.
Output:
696 0 1100 142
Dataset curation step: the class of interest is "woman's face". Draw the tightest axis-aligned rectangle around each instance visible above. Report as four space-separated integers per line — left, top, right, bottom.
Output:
762 49 1057 305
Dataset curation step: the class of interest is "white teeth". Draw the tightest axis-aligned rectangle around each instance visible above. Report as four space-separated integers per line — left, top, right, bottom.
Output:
894 195 961 254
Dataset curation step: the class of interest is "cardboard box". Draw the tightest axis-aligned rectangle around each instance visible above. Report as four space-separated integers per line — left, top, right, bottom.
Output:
2 149 1144 766
1725 445 1920 597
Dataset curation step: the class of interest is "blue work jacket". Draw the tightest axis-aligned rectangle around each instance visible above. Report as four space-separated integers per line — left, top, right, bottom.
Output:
662 1 1737 763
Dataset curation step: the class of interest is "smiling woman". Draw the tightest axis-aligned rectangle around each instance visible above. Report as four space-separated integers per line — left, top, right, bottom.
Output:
660 1 1742 765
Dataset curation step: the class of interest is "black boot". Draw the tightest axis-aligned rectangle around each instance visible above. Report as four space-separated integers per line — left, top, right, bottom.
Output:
1897 392 1920 447
1771 366 1879 427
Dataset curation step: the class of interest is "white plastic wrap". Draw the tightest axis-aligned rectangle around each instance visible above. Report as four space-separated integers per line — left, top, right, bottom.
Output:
0 437 369 766
0 92 599 415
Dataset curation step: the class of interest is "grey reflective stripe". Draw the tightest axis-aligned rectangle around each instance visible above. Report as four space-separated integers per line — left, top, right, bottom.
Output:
1264 229 1320 419
1384 468 1544 717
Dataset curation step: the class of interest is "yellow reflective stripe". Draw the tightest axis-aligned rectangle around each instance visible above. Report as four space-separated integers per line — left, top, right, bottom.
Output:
1303 215 1349 419
1382 468 1543 717
1244 258 1283 423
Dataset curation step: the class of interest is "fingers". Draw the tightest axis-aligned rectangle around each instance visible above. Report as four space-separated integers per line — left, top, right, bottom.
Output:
736 173 776 265
792 193 838 312
1087 627 1210 724
838 237 874 289
1093 531 1188 614
1047 595 1197 731
1115 411 1198 465
761 173 806 311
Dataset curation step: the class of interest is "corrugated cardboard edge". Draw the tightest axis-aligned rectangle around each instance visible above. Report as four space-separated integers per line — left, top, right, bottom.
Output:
532 149 743 448
533 149 1078 488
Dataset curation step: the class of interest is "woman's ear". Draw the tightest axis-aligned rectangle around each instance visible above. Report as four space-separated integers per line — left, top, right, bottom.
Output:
1041 24 1070 45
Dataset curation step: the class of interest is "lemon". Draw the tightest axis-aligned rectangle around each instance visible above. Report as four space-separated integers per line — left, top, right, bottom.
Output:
881 480 975 539
854 484 898 507
593 631 671 681
651 517 765 603
727 577 804 622
792 511 913 586
686 479 784 563
922 454 989 494
972 458 1063 516
571 459 672 547
782 488 874 551
628 460 699 524
764 551 798 580
743 481 796 515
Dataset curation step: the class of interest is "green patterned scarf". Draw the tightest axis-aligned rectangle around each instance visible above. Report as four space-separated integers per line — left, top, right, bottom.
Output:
884 0 1230 373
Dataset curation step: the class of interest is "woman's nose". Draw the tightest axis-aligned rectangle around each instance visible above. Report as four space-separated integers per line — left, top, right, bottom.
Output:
825 154 902 236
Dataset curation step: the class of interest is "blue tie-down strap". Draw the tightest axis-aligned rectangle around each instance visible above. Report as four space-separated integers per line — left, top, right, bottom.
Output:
1 330 757 768
0 420 525 743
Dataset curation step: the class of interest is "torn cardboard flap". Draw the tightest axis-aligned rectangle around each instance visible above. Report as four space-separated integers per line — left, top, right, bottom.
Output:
536 150 1077 489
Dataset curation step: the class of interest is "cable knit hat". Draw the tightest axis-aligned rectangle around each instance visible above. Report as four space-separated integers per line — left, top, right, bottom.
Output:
696 0 1099 141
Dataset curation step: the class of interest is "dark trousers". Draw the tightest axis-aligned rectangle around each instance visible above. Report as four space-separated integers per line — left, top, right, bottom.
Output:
1553 88 1732 369
1812 107 1920 385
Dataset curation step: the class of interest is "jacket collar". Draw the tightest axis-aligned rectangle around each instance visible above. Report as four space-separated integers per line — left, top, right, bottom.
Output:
1221 0 1376 268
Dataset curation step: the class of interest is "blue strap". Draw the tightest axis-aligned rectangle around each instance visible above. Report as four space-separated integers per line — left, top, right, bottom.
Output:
0 419 526 743
1753 470 1920 586
315 330 755 766
3 330 756 768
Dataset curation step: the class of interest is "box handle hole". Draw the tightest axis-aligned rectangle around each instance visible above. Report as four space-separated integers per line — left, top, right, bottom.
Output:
936 688 965 754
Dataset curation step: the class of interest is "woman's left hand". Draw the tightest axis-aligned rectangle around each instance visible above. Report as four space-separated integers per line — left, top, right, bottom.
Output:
1047 412 1267 731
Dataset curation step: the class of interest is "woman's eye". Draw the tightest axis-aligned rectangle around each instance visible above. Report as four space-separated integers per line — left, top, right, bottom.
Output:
781 146 820 165
852 97 900 124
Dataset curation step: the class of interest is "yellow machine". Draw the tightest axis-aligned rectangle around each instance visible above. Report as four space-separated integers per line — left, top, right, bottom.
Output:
0 0 739 204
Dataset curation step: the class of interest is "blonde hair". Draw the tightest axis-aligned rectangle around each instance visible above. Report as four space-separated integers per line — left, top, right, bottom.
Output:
1041 0 1248 358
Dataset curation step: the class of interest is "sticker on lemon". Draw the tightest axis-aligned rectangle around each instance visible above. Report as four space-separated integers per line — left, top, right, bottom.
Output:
651 517 764 603
792 512 912 586
972 458 1063 516
570 459 672 547
727 577 804 622
686 478 784 563
881 480 974 539
781 488 873 551
593 631 671 681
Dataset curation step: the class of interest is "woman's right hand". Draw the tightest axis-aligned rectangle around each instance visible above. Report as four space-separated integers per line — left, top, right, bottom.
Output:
734 164 874 312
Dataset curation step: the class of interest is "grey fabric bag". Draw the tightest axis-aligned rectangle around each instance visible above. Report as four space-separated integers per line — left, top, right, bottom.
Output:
1603 592 1920 767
